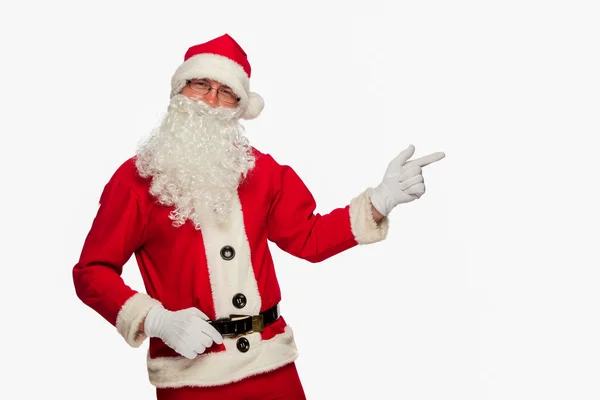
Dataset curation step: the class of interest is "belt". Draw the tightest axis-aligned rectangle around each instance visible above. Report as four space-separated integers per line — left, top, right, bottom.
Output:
208 303 280 338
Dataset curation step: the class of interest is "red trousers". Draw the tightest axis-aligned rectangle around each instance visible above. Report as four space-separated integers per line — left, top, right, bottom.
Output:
155 362 307 400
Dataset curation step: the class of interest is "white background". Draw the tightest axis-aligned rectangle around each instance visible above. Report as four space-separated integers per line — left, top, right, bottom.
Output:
2 1 599 399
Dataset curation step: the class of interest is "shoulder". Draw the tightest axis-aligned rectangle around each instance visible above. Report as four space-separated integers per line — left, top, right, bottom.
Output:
104 156 152 203
111 157 149 185
248 146 278 173
247 147 307 191
247 147 300 186
250 146 289 171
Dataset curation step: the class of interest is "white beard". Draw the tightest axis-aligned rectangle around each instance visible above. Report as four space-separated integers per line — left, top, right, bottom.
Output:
135 94 255 228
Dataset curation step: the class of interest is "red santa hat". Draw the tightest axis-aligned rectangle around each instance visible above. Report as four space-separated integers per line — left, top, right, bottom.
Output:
170 33 264 120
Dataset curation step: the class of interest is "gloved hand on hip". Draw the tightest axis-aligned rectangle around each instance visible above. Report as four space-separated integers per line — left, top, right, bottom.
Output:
144 305 224 359
369 144 445 216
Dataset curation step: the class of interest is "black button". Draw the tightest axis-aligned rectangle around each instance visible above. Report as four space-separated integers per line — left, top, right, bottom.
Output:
232 293 247 309
220 246 235 260
236 337 250 353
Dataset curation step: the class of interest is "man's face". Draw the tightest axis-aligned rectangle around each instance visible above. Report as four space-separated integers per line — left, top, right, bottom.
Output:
181 78 239 109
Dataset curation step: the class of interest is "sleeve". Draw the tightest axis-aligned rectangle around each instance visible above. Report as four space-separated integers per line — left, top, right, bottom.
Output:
265 158 389 263
72 177 161 347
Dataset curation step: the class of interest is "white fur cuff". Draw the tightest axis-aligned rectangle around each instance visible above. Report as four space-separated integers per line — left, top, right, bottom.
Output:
116 293 162 347
349 189 389 244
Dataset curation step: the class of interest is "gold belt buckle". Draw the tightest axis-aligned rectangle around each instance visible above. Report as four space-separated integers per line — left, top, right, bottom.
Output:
251 314 264 333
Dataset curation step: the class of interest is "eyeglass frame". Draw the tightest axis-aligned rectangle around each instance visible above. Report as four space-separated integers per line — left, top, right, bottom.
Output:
185 79 241 105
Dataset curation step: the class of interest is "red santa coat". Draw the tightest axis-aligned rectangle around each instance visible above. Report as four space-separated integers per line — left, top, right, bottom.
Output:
73 148 389 388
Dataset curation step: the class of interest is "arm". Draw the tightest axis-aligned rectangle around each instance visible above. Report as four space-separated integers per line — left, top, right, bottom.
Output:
72 176 160 347
265 157 389 263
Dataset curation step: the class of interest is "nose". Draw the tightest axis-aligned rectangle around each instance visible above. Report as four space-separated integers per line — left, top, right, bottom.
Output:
203 88 219 107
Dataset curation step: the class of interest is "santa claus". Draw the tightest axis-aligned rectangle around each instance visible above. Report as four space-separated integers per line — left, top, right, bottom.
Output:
73 33 445 399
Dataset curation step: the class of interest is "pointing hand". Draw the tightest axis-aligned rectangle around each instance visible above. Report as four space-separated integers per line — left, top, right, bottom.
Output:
369 144 445 216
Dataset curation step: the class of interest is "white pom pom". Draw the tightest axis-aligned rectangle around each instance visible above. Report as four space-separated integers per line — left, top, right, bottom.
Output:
242 92 264 120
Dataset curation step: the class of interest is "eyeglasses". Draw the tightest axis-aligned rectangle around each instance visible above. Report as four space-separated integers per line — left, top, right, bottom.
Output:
185 80 240 105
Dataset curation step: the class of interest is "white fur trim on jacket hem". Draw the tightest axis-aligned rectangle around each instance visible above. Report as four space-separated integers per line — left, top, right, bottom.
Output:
147 326 299 388
116 292 162 348
349 188 389 244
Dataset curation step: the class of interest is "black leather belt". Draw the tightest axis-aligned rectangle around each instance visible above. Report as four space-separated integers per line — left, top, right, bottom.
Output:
208 303 280 337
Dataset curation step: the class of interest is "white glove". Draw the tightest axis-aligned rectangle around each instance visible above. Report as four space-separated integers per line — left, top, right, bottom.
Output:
369 144 445 216
144 305 224 359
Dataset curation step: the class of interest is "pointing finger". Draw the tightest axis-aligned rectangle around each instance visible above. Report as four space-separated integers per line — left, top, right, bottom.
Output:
405 151 445 168
398 166 422 181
